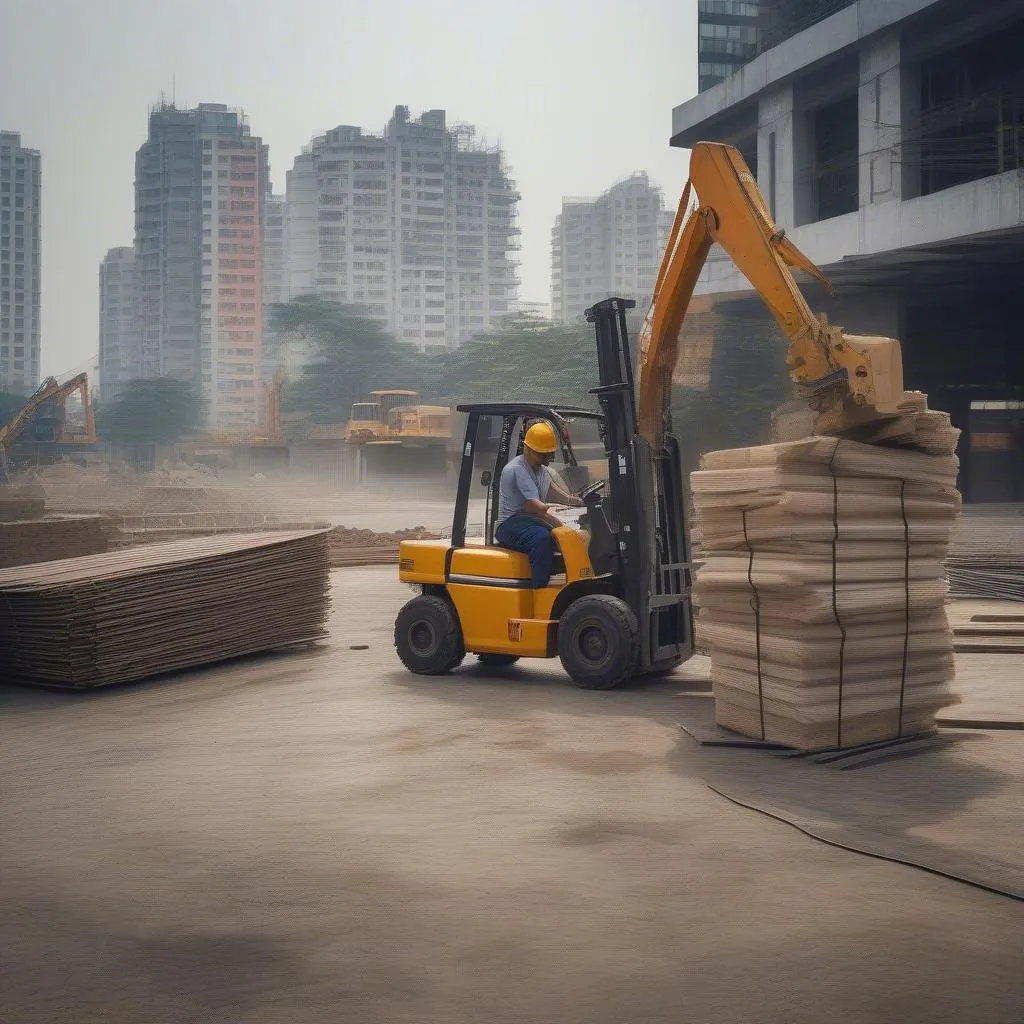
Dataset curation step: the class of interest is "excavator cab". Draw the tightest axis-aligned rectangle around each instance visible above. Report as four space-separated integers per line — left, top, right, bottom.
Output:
394 298 694 689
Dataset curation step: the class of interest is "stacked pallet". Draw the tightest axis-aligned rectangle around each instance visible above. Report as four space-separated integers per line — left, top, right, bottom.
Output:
947 505 1024 602
0 530 331 689
0 495 46 522
691 407 963 751
327 525 439 567
0 515 113 568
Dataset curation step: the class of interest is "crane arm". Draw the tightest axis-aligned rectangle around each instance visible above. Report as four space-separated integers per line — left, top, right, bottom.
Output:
637 142 904 446
0 372 95 450
0 376 61 448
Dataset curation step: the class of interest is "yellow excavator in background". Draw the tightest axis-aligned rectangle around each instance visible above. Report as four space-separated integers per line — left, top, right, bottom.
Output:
393 142 911 689
0 373 98 475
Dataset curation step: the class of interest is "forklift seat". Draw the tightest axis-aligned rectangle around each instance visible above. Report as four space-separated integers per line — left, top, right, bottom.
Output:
492 543 565 577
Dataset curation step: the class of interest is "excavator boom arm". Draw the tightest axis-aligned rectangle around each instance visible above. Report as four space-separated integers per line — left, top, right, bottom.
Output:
0 372 95 450
637 142 903 446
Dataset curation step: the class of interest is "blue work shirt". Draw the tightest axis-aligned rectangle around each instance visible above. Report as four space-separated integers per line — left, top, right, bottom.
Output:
496 454 551 528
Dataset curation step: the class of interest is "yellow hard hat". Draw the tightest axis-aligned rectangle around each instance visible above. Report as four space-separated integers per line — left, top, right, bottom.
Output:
524 421 558 454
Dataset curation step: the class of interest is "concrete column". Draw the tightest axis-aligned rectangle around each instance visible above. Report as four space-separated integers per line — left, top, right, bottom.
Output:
900 61 923 200
858 31 905 207
757 85 797 228
791 102 815 228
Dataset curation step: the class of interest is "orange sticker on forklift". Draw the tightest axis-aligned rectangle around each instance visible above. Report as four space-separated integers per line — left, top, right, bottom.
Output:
508 620 523 642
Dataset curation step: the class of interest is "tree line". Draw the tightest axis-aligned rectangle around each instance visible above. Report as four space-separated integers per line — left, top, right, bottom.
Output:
3 294 791 464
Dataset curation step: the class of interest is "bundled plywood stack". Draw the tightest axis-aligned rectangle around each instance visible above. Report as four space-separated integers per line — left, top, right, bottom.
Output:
947 506 1024 603
0 515 113 568
327 525 440 567
691 396 963 751
0 530 331 689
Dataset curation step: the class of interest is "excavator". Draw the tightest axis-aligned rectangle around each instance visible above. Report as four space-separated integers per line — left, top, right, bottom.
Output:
0 373 98 474
393 142 908 689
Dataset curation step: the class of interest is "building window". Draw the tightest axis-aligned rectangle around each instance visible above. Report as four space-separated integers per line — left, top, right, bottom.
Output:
812 94 858 222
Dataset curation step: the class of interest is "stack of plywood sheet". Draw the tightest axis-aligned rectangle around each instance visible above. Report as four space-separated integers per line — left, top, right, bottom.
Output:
691 408 962 751
0 495 46 522
0 530 331 689
0 515 113 568
947 505 1024 602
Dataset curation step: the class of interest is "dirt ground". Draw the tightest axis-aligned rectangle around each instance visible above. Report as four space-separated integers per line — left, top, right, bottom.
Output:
1 567 1021 1024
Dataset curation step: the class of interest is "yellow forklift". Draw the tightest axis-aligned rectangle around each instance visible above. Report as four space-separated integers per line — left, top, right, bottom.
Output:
394 297 694 689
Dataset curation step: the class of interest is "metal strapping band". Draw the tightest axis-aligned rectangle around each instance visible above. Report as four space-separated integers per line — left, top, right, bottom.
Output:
742 507 766 741
827 441 848 749
897 478 910 737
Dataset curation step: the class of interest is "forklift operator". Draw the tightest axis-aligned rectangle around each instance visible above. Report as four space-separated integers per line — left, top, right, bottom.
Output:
494 421 585 588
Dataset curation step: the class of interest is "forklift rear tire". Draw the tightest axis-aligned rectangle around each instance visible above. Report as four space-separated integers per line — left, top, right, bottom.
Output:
557 595 639 690
395 595 465 675
477 653 520 667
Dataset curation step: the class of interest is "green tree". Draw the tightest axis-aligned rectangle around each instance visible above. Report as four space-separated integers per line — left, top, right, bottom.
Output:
270 295 430 423
96 378 205 446
429 312 602 408
268 294 793 466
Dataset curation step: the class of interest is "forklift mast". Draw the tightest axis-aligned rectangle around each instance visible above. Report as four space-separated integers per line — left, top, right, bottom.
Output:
585 297 694 672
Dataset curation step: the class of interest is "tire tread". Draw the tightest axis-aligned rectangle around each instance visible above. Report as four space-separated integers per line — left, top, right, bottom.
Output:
394 594 465 675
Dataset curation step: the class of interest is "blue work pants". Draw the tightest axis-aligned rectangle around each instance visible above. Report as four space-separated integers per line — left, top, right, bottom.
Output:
495 514 555 588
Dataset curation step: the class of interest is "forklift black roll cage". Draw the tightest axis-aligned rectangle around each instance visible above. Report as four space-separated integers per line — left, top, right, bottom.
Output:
449 297 694 674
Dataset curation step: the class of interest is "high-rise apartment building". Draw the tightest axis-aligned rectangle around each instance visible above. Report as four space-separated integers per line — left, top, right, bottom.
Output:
98 246 140 402
698 1 763 92
698 2 862 93
261 193 287 381
286 106 519 351
550 173 673 323
263 194 287 309
0 131 41 395
134 103 269 429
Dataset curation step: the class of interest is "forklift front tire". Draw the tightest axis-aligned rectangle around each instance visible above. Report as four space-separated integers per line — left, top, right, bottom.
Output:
395 595 465 675
557 595 639 690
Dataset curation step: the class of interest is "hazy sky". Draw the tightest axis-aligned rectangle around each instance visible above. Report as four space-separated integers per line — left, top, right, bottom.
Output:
1 0 697 377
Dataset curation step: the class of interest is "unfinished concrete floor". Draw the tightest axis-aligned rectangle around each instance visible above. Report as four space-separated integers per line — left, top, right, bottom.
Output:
1 567 1021 1024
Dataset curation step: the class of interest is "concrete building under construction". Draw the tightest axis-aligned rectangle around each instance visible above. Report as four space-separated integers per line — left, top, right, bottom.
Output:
550 173 674 323
98 246 139 402
286 106 520 352
676 0 1024 501
0 131 41 396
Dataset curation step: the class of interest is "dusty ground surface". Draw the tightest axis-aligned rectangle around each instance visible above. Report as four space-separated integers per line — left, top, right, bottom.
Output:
1 567 1022 1024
